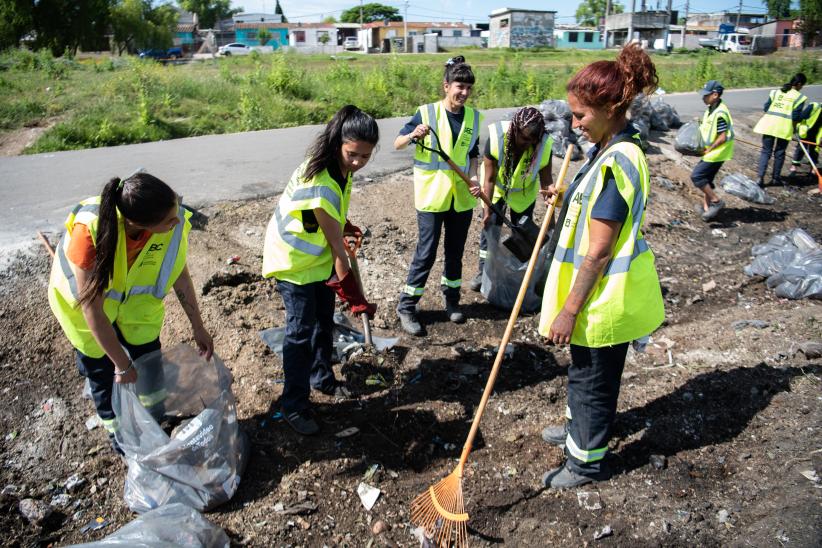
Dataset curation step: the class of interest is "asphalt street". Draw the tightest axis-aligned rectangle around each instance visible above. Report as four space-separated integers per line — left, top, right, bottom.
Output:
1 84 820 252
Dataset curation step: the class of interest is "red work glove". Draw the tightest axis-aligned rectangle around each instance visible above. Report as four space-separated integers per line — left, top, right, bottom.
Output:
326 271 377 318
343 220 362 237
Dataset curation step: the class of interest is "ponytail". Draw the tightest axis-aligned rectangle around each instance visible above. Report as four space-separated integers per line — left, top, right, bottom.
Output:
304 105 379 181
502 107 545 185
444 55 475 85
567 43 658 117
77 172 177 306
781 72 807 93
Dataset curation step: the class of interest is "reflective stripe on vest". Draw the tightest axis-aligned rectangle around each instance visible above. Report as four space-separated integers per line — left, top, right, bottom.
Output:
700 102 734 163
412 102 483 213
273 207 326 257
753 89 807 140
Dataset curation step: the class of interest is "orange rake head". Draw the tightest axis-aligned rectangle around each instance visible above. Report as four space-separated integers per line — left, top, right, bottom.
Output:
410 466 469 547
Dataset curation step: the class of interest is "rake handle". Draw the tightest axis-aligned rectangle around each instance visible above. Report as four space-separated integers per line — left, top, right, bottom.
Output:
456 145 575 469
344 238 373 346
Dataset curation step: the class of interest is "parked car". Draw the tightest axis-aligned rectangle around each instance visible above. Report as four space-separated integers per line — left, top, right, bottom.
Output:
218 43 251 56
138 47 183 61
343 37 360 50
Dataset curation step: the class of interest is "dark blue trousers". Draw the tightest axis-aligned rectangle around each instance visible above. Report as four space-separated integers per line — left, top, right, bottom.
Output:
398 206 473 313
277 279 336 414
478 200 535 273
565 342 629 477
757 135 789 181
76 325 161 428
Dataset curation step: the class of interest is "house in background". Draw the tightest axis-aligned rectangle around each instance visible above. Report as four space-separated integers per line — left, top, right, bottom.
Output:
233 13 284 24
234 22 289 48
359 21 476 52
748 19 803 49
604 10 676 48
488 8 556 49
554 27 602 49
287 23 338 53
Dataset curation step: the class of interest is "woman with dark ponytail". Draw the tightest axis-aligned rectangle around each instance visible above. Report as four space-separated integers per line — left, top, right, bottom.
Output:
537 44 665 489
753 72 808 186
468 106 554 291
394 55 483 335
48 172 213 454
263 105 378 435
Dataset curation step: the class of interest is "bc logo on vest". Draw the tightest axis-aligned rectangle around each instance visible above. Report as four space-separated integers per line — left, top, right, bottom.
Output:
141 242 165 267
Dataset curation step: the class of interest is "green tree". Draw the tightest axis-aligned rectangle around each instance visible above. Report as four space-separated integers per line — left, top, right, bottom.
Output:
340 3 401 24
257 27 272 46
178 0 241 29
322 15 337 24
762 0 791 19
797 0 822 47
32 0 111 56
575 0 624 27
275 0 287 23
0 0 35 50
111 0 177 54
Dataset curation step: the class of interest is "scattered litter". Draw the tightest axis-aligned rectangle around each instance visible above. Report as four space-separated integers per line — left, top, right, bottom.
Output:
5 431 17 441
744 228 822 300
372 519 388 535
593 524 613 540
335 427 360 438
717 509 730 523
720 173 775 205
657 177 676 190
362 464 380 483
795 341 822 359
42 398 53 413
65 474 86 493
50 494 72 508
19 498 52 524
711 228 727 239
357 482 381 511
577 491 603 511
273 502 284 512
365 374 388 387
650 97 682 130
294 516 310 530
502 465 518 478
79 516 110 534
274 501 318 515
66 503 228 546
411 525 436 548
731 319 770 330
226 255 240 265
674 122 704 156
649 454 667 470
481 224 549 313
702 280 717 293
800 469 822 487
85 415 102 431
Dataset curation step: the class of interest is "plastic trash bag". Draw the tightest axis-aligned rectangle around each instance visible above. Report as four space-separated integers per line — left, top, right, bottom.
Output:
481 224 550 312
650 98 682 130
744 228 822 300
720 173 775 205
674 122 704 156
539 99 572 122
65 503 229 547
259 312 399 362
112 344 250 513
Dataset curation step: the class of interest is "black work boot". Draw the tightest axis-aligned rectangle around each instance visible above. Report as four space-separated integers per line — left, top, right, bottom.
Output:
397 309 424 336
541 423 567 447
284 409 320 436
445 301 465 324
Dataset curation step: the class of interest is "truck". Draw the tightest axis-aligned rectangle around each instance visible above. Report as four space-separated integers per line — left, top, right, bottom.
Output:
698 24 751 53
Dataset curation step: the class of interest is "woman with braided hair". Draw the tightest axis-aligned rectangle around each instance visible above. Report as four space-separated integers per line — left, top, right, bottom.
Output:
538 44 664 489
468 106 553 291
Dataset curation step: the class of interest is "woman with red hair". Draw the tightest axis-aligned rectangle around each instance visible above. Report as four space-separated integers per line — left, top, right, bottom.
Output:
538 44 665 489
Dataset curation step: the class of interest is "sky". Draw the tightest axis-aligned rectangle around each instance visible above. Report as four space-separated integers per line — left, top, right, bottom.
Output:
232 0 776 25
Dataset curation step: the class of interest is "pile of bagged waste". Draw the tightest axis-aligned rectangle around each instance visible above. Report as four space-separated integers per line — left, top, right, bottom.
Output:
628 93 682 142
538 99 583 160
720 173 775 204
481 224 549 313
744 228 822 300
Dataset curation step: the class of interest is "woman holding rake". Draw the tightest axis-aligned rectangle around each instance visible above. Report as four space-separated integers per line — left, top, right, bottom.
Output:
538 43 666 489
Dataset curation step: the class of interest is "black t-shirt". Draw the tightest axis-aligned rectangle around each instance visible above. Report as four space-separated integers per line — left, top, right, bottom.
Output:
399 108 480 158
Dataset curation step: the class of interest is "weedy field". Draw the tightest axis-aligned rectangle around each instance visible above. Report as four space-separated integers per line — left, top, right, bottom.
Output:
0 47 818 154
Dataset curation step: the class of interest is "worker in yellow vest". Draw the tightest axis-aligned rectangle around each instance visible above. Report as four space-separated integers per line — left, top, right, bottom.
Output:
789 100 821 175
468 106 554 291
691 80 734 221
263 105 378 436
538 44 665 489
394 56 483 336
753 73 807 186
48 172 213 454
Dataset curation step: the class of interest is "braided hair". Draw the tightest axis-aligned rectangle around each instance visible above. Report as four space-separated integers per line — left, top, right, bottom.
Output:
500 106 546 186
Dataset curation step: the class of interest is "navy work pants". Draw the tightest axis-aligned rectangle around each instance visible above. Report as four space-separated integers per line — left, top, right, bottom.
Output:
398 206 473 313
757 135 789 182
478 200 535 273
565 342 629 477
277 279 336 414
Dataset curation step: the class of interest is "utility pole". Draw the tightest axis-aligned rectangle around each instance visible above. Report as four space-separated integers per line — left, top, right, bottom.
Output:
663 0 672 50
360 0 363 25
603 0 611 49
680 0 689 48
628 0 636 44
404 0 409 53
735 0 742 30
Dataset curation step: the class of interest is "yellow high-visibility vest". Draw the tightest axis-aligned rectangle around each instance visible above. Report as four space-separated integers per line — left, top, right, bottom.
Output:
753 88 807 140
413 102 482 213
798 102 821 143
700 101 735 163
263 162 351 285
539 135 665 347
48 197 191 358
484 121 553 212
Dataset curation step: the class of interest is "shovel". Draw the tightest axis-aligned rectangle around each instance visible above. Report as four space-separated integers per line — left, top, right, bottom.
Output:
343 233 372 346
412 126 539 262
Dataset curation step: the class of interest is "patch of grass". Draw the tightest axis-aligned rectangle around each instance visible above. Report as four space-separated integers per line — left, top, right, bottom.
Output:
0 47 815 153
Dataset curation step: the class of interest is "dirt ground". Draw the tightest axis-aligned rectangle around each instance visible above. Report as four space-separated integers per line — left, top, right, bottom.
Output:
1 112 821 547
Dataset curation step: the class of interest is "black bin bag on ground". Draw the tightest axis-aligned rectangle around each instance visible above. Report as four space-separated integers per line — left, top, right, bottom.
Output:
112 344 249 513
481 224 550 313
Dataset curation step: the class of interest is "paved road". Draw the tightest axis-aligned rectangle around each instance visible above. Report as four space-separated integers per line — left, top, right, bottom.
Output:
1 84 820 252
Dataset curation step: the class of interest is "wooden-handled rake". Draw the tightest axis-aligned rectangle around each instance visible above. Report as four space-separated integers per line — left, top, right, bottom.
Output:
409 145 575 547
